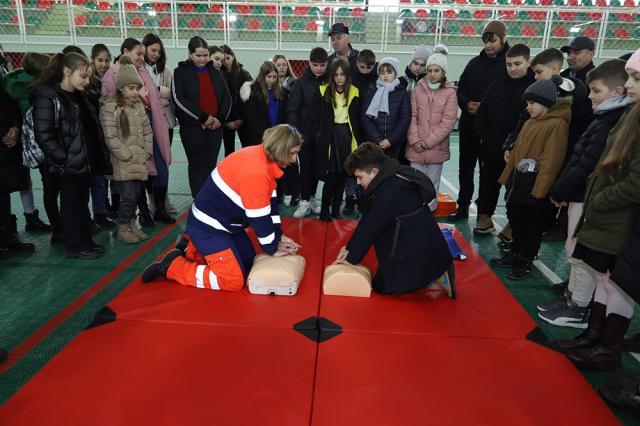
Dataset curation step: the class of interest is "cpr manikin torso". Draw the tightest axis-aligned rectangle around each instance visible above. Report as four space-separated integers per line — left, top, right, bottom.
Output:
323 264 372 298
248 254 306 296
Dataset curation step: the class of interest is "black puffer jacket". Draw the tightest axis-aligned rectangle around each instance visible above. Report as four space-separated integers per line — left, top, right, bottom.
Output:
476 69 535 156
550 99 628 203
222 65 252 122
611 214 640 304
173 60 231 125
31 84 111 176
241 82 289 147
360 86 411 147
0 84 28 193
286 66 328 137
457 43 510 128
345 159 452 295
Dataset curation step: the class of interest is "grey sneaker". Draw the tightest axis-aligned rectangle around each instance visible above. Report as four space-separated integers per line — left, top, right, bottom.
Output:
538 302 589 329
537 297 567 312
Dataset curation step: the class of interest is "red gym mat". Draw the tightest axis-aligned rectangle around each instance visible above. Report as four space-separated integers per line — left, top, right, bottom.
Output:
319 220 536 339
0 321 317 426
108 218 326 329
311 331 617 426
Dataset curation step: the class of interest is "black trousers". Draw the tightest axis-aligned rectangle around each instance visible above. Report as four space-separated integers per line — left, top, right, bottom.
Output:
180 123 223 198
457 119 481 208
0 192 10 228
222 127 236 158
40 166 62 235
59 174 92 252
507 202 547 261
477 144 505 216
299 137 318 201
277 163 300 198
321 172 347 214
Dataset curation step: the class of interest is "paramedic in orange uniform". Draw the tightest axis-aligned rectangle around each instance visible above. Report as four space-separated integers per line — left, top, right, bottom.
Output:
141 124 302 290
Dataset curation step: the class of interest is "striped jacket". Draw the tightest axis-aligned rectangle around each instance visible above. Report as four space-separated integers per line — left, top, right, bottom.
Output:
187 145 283 255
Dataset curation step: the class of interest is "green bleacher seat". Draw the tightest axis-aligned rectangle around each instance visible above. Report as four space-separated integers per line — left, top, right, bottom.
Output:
253 5 264 15
458 10 471 19
262 20 276 30
146 17 158 27
609 0 621 5
235 18 247 30
581 0 593 5
178 17 188 28
203 18 217 29
497 0 509 4
351 21 364 32
553 0 565 4
26 15 41 25
337 8 350 17
0 0 11 7
281 6 293 15
88 15 101 26
525 0 537 4
291 20 305 31
196 4 207 13
140 3 153 12
507 25 521 36
0 12 12 23
400 9 413 18
85 1 97 10
110 1 119 10
445 22 461 33
576 12 589 21
517 10 529 20
308 7 321 16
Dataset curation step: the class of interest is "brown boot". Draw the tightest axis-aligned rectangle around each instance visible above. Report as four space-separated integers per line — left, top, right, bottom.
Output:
498 223 512 242
555 302 606 351
129 220 149 241
473 214 495 235
567 312 631 371
117 223 141 244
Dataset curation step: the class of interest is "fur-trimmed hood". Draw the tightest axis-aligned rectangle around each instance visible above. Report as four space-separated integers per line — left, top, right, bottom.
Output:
240 80 253 103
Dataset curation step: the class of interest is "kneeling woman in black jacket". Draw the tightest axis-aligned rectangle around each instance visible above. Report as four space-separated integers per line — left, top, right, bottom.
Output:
31 52 112 259
334 143 454 297
173 36 231 198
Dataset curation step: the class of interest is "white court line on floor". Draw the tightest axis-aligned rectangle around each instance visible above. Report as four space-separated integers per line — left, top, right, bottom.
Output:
440 160 564 285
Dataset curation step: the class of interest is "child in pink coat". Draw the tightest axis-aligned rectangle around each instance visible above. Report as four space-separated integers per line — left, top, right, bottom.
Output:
406 45 458 211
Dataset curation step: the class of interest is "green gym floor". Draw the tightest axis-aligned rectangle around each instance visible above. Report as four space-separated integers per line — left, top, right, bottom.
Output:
1 132 638 424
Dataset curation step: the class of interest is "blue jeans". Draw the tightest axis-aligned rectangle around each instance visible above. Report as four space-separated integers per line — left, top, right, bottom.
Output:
90 174 107 215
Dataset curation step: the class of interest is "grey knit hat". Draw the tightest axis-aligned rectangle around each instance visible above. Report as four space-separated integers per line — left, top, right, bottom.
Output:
377 57 400 77
410 45 431 63
523 77 561 109
426 44 449 73
116 64 143 90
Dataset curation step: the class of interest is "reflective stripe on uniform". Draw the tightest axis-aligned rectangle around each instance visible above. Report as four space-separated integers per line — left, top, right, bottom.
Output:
271 215 281 224
258 232 275 245
191 204 230 233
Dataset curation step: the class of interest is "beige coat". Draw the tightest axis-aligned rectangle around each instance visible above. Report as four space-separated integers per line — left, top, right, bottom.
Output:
499 98 571 199
99 94 153 182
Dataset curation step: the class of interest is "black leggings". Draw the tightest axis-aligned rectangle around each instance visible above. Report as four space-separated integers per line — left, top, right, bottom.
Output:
180 123 223 198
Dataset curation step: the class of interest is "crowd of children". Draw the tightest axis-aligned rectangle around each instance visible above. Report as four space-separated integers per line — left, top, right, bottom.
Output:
1 21 640 409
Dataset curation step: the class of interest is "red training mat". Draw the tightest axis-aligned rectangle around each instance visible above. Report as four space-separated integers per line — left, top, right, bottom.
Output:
319 220 536 339
311 331 617 426
109 218 326 329
0 321 318 426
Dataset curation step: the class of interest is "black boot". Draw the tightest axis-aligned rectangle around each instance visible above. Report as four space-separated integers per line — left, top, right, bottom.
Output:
507 256 533 280
141 248 183 282
94 213 116 229
0 215 35 252
447 205 469 220
319 199 332 222
138 191 154 227
153 187 176 224
0 247 9 259
175 233 189 253
490 252 518 268
331 196 343 219
555 302 605 351
567 313 631 371
24 209 52 232
342 196 356 216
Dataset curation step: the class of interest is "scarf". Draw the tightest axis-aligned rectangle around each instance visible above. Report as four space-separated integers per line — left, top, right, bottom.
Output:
365 79 401 118
427 81 441 90
594 95 632 115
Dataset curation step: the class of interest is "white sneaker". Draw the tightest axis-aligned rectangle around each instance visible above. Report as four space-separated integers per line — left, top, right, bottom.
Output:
283 195 292 206
293 200 311 218
310 197 322 214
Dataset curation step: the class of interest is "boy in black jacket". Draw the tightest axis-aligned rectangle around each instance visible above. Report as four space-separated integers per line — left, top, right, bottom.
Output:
537 59 629 329
475 44 535 235
287 47 328 218
351 49 377 99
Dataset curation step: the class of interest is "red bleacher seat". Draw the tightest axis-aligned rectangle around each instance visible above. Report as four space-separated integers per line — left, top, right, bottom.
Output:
483 0 496 4
595 0 607 5
294 6 309 15
529 11 547 20
265 5 277 14
455 0 468 3
72 0 88 5
473 10 490 19
500 10 516 19
278 21 291 30
415 9 428 17
588 12 603 20
552 26 568 37
236 5 251 14
97 2 110 11
216 20 226 29
152 3 168 12
74 15 87 25
443 9 458 18
306 21 318 31
461 25 476 35
511 0 523 4
11 14 18 24
124 2 138 11
247 20 261 30
400 0 412 3
624 0 635 6
522 26 537 36
614 27 631 38
209 4 222 13
567 0 579 5
616 12 634 21
131 17 144 26
102 16 116 26
558 12 577 21
540 0 552 4
352 7 365 16
428 0 441 3
159 17 171 28
187 18 202 29
583 26 598 38
323 7 332 16
179 3 194 13
37 0 52 9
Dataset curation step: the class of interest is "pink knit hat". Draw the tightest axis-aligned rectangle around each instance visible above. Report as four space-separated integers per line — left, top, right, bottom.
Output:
626 48 640 73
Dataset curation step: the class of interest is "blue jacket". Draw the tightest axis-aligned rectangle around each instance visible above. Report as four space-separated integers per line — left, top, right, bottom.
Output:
360 86 411 147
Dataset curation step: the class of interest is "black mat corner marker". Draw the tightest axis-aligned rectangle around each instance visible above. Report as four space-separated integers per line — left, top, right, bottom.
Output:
293 317 343 343
526 326 562 353
317 317 343 343
84 306 117 330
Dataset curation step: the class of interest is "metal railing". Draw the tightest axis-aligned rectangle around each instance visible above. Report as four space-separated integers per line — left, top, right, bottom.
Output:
0 1 638 57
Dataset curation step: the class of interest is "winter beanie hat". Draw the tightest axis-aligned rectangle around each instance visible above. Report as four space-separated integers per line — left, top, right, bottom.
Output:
116 64 143 90
482 20 507 40
410 45 431 63
523 76 561 109
625 48 640 74
378 57 401 77
426 45 449 73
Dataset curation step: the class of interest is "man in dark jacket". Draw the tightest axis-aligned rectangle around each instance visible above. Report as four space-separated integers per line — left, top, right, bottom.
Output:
450 20 510 220
0 84 34 255
536 59 629 329
288 47 329 218
475 44 535 235
327 23 359 70
334 143 454 297
560 36 596 86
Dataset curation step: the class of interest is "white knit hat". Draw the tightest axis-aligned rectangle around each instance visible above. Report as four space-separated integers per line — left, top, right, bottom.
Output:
377 57 400 77
426 44 449 73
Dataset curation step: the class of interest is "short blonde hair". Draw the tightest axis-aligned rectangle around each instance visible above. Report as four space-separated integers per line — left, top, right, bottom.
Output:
262 124 302 163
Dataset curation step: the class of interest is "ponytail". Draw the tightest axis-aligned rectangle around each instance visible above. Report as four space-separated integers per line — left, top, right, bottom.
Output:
115 90 131 139
29 52 91 93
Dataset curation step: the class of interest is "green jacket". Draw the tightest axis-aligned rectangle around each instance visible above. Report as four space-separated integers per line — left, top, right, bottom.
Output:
1 68 35 115
576 107 640 255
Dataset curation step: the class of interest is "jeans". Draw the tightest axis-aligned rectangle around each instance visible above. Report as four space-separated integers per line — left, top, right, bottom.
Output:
113 180 144 224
